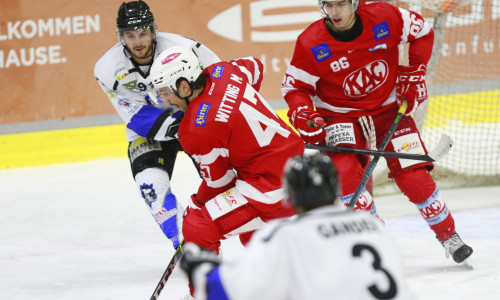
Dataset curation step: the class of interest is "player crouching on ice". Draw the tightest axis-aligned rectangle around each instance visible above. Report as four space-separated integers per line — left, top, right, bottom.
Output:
150 46 305 296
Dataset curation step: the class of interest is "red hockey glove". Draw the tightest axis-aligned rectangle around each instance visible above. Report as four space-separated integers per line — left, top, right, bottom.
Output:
396 64 428 116
288 106 326 144
187 194 202 210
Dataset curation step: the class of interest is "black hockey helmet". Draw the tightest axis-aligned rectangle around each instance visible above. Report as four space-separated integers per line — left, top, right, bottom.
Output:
116 0 155 32
283 153 339 210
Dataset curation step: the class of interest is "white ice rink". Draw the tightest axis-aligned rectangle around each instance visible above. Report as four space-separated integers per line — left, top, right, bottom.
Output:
1 153 499 300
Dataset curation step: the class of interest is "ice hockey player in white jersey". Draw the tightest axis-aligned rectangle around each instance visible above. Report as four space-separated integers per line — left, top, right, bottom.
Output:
93 0 220 250
180 153 414 300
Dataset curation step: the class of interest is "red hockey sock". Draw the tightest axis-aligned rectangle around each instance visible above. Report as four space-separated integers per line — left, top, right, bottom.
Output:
394 168 455 241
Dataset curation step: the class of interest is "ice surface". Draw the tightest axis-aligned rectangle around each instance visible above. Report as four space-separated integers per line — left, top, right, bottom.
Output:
1 153 499 300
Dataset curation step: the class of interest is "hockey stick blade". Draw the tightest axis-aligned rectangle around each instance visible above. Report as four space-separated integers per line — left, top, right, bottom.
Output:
427 134 453 162
150 240 185 300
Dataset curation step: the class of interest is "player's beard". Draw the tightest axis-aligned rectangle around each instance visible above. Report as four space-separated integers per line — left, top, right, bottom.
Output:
129 43 154 60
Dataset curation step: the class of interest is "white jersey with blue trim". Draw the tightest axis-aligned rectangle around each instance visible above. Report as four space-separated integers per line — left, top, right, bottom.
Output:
197 206 414 300
94 32 220 142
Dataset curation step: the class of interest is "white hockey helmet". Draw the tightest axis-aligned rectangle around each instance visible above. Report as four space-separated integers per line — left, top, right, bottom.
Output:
151 46 202 92
318 0 359 16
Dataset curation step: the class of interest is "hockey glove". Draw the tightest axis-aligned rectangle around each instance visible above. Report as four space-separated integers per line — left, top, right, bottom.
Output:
288 106 326 144
396 64 428 116
180 243 221 285
160 192 184 249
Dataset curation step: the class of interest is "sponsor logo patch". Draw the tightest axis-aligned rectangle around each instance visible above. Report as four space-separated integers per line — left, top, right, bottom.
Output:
312 43 332 63
223 189 238 207
118 99 132 107
211 65 225 78
373 21 390 41
140 183 157 207
325 123 356 146
161 52 181 65
391 133 424 168
195 103 211 127
116 72 128 80
154 207 177 224
369 43 388 51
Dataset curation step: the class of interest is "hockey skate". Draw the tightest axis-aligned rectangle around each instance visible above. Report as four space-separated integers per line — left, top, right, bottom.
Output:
438 232 473 263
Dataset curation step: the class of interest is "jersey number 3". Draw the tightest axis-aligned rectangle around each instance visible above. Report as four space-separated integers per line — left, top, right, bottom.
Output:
240 83 291 147
353 243 398 299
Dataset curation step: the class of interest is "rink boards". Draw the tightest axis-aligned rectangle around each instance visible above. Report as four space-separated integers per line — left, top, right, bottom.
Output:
1 90 499 169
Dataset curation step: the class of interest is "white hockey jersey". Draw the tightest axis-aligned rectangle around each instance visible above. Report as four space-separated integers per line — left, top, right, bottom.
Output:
196 206 413 300
94 32 220 141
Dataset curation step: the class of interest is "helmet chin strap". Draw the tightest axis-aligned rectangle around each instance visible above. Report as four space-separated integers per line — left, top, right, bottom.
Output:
174 81 194 106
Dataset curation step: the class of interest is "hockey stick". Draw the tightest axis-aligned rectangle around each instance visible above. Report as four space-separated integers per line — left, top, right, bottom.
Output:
347 101 408 209
305 133 453 162
150 240 185 300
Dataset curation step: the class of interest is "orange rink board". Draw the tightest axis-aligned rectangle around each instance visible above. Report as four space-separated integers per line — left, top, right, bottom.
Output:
1 1 499 169
1 0 499 125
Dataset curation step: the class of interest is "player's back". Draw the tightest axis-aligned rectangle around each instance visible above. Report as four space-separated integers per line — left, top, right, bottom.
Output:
180 59 304 191
280 207 413 300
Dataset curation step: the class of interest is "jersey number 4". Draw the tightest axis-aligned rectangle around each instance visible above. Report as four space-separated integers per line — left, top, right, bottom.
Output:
353 243 398 299
240 83 291 147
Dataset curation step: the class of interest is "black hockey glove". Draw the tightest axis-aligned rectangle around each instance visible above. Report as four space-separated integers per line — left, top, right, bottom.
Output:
180 243 221 284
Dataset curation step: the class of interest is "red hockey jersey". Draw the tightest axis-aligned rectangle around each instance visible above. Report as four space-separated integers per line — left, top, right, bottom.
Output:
179 57 305 210
282 2 434 118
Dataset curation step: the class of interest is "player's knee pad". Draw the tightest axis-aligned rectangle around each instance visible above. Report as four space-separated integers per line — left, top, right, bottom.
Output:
128 137 179 178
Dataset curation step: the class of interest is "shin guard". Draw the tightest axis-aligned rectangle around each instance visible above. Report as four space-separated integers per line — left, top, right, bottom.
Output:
395 168 455 240
341 189 379 218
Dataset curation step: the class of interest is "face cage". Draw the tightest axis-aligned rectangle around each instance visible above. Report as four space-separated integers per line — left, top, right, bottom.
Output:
116 23 158 45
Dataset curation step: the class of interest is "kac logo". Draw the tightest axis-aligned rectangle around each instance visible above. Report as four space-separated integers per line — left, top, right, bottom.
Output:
343 60 388 97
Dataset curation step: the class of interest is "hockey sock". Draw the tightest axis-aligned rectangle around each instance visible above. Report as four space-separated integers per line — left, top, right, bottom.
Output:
340 188 380 219
394 168 455 240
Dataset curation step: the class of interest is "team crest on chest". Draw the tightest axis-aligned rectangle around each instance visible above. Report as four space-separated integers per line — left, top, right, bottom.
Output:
343 60 388 97
311 43 332 63
123 80 137 90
